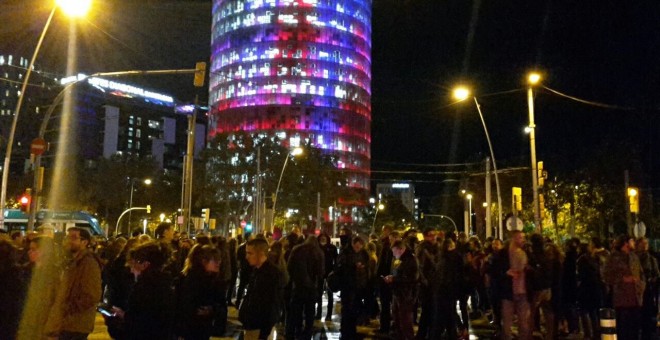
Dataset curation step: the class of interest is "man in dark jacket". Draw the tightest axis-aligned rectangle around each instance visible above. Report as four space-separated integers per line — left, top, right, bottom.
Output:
286 236 325 339
415 228 439 339
384 240 419 340
376 228 398 333
235 238 253 307
528 233 555 340
336 236 370 339
317 233 338 321
239 238 285 340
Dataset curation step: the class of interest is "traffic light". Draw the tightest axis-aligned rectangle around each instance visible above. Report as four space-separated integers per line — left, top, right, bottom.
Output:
146 205 151 214
194 62 206 87
628 187 639 213
512 187 522 211
19 189 31 213
537 161 545 187
201 208 210 223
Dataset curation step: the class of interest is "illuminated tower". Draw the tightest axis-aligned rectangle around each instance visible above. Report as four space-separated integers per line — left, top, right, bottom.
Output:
209 0 372 199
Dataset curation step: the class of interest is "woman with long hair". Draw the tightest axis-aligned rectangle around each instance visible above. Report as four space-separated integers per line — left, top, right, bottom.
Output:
176 244 222 340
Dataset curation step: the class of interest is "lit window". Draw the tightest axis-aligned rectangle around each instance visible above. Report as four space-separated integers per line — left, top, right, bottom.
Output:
136 129 141 138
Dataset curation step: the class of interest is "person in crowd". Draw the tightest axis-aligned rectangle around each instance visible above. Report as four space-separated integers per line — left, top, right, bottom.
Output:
44 227 102 340
18 235 60 339
0 239 23 340
286 235 325 340
226 237 239 306
498 230 531 340
336 236 370 339
364 240 380 322
235 236 253 307
376 228 398 334
635 237 658 339
604 235 645 340
415 228 439 339
101 237 137 340
211 236 231 336
484 238 504 331
559 238 579 335
456 234 474 338
577 241 602 339
317 233 338 321
528 233 555 340
239 238 285 340
432 237 462 339
176 244 222 340
114 241 175 339
383 240 418 340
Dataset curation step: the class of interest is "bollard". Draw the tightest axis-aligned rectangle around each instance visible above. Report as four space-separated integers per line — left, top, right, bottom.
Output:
599 308 617 340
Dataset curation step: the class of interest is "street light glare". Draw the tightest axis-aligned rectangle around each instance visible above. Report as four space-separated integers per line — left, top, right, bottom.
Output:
466 193 473 200
56 0 92 17
291 147 304 156
628 188 638 197
528 72 541 85
377 203 385 210
452 87 470 101
143 178 152 185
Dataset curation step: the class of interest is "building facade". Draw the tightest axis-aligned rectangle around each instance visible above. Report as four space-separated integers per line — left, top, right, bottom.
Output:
209 0 372 201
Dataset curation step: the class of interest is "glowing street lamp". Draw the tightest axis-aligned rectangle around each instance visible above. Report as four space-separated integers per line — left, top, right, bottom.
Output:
271 147 304 225
453 86 503 238
0 0 92 229
466 193 473 235
128 178 152 232
527 72 542 231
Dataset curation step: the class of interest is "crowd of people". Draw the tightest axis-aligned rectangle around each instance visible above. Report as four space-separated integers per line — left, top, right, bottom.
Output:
0 222 658 340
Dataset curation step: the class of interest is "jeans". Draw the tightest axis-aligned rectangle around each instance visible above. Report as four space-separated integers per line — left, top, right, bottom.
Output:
416 289 434 339
502 294 531 340
378 283 392 332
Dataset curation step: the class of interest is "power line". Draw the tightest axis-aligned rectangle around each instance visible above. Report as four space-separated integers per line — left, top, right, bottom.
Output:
541 85 638 111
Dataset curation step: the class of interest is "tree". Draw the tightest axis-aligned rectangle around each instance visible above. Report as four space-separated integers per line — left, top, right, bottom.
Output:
201 132 351 233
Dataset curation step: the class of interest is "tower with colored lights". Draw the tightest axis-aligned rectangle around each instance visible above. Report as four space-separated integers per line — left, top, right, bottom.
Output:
209 0 372 201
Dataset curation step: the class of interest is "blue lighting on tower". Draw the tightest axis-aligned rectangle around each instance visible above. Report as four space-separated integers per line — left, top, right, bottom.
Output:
209 0 372 195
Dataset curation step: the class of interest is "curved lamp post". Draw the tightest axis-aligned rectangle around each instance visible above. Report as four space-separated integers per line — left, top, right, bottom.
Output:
453 86 503 238
370 202 385 234
0 0 91 229
271 147 303 228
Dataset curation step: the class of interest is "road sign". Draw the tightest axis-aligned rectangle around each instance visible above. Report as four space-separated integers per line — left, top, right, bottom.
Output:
30 138 46 155
506 216 523 231
634 222 646 238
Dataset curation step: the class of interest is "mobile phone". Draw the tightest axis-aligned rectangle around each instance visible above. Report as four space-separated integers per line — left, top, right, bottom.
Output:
97 303 114 317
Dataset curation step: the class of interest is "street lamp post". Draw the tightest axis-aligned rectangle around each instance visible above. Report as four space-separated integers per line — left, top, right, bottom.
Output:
0 0 91 229
271 147 303 230
453 87 504 238
127 178 152 233
466 193 473 235
370 202 385 234
527 72 542 232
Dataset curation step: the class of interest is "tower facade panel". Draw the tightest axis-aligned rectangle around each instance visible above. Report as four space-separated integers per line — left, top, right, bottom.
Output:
210 0 372 194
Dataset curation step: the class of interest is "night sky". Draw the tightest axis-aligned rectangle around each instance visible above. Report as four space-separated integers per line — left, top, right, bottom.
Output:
2 0 660 204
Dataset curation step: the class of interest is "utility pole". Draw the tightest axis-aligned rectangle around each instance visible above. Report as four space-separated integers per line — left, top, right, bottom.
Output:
181 62 206 234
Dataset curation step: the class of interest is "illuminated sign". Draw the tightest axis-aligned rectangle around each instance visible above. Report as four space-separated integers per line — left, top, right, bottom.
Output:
60 73 174 104
392 183 410 189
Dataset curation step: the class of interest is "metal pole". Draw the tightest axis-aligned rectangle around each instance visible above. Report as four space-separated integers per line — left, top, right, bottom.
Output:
474 97 503 239
256 147 261 234
128 178 135 234
528 87 541 232
317 192 321 232
625 170 632 235
0 6 57 229
485 158 492 238
468 196 473 234
272 155 290 221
